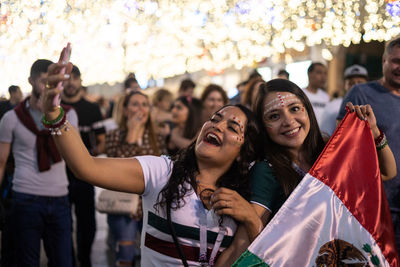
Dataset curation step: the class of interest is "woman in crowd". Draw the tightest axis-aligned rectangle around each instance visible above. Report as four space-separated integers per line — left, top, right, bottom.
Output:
151 88 173 127
105 91 167 266
200 84 228 123
42 61 264 267
214 78 397 265
241 76 264 110
151 88 174 140
167 96 203 155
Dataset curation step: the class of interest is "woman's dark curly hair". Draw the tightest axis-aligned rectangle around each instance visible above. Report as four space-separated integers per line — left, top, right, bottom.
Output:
155 104 264 211
253 79 325 196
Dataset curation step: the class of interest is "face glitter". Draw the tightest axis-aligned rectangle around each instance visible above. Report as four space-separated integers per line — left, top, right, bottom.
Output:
263 94 301 116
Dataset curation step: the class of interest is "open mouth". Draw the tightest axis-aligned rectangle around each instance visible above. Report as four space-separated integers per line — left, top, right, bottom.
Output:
282 127 300 136
203 132 222 146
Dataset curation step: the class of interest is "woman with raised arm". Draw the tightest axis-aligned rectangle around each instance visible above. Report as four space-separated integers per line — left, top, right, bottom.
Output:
214 79 397 265
42 62 264 267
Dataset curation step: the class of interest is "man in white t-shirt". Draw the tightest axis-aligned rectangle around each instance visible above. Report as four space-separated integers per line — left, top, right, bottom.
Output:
0 59 78 266
303 62 330 126
320 65 368 135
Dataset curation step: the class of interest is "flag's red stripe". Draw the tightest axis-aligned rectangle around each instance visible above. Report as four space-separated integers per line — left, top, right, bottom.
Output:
309 112 398 266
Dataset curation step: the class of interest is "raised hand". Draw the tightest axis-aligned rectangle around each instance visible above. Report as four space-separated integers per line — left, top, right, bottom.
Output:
346 102 380 139
42 62 73 120
126 111 146 131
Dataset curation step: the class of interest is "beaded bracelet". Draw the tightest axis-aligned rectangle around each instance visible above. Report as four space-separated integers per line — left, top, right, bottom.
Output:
42 106 64 127
374 128 385 146
376 134 388 151
48 120 71 136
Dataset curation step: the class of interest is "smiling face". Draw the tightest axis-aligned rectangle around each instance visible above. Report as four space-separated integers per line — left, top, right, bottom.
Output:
195 106 246 166
262 92 310 155
123 93 150 122
383 46 400 88
171 100 189 126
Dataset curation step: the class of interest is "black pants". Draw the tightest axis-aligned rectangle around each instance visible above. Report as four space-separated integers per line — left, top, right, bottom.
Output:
69 176 96 267
1 197 16 267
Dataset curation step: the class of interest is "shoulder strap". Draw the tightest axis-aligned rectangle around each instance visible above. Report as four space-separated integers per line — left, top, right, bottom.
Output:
166 202 189 267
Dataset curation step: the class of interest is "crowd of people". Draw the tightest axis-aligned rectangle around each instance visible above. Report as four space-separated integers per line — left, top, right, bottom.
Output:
0 36 399 266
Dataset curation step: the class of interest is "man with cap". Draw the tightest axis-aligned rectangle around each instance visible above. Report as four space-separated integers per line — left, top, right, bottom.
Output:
319 64 368 135
338 37 400 255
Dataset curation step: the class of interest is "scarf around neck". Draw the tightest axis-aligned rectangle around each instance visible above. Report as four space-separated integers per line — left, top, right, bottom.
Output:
14 98 71 172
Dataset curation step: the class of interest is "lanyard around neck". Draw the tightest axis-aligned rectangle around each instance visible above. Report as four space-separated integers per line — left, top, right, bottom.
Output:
199 208 226 266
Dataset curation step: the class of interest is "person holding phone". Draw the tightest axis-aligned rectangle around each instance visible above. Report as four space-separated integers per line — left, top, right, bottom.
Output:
0 59 78 266
42 59 265 266
61 65 106 267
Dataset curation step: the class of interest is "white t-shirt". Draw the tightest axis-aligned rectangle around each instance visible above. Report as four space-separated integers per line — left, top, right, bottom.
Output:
302 88 330 126
319 98 343 136
0 106 78 196
137 155 237 267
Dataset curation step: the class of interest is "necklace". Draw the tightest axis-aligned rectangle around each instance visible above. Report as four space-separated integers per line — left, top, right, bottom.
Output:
197 179 215 210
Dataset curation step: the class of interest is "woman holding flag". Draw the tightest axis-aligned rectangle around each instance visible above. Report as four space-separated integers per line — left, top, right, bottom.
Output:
214 78 396 266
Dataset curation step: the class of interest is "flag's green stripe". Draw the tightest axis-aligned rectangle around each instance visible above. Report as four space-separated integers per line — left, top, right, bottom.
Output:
232 250 270 267
147 211 233 247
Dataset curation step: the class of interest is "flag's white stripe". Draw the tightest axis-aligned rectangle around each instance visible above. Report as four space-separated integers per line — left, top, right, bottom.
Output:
248 173 389 267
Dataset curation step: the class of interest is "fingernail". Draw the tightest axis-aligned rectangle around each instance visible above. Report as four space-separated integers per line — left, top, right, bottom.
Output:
64 74 70 79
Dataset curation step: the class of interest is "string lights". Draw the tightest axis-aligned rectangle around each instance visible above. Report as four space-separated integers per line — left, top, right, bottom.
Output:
0 0 399 94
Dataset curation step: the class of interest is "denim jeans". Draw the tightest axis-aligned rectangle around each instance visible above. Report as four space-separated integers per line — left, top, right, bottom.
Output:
10 191 73 267
107 214 140 264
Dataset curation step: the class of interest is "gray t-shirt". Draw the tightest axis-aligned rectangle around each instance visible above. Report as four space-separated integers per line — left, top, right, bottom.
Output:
338 81 400 212
0 104 78 196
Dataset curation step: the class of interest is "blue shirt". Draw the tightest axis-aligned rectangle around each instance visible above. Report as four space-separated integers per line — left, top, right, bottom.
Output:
338 81 400 212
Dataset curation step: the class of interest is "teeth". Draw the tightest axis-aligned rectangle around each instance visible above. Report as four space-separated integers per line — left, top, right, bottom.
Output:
284 128 299 135
208 133 218 139
206 133 221 145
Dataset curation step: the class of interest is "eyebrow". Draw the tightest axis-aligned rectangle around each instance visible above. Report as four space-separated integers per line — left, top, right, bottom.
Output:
228 119 241 128
264 101 302 114
287 101 301 107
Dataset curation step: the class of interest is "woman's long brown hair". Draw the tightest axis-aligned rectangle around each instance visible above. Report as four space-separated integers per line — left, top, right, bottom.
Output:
119 91 161 155
253 79 325 196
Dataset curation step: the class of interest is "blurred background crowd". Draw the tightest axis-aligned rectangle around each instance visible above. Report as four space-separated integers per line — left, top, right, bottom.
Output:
0 0 400 266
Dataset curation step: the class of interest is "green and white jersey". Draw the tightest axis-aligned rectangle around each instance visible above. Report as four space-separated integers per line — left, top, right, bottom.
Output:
250 161 286 215
137 155 237 266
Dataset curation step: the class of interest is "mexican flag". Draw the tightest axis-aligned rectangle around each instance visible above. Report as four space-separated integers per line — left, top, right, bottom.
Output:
233 111 399 266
